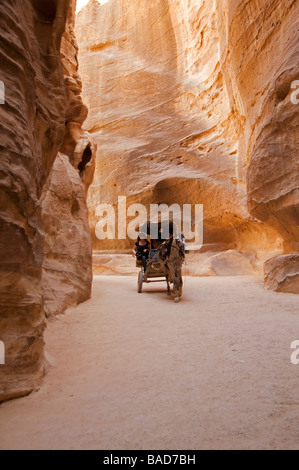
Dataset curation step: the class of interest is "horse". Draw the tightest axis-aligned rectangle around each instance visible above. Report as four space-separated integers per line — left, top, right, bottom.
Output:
159 237 185 303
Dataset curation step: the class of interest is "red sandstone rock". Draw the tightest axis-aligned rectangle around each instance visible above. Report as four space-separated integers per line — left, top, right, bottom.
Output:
264 255 299 294
217 0 299 290
41 153 93 317
0 0 72 402
0 0 94 401
40 0 96 320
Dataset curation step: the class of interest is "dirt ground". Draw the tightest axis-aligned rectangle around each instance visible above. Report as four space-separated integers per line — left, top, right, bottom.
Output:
0 275 299 450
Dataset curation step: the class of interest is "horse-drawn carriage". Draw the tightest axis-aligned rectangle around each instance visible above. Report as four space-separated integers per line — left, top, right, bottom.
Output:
136 246 171 295
134 221 186 303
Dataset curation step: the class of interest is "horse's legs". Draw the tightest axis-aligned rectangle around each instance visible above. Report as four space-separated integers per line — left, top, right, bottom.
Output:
167 277 171 296
178 270 183 297
167 265 179 302
173 271 181 303
166 243 183 302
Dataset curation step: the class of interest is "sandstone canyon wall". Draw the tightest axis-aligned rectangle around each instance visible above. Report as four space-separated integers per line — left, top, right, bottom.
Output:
216 0 299 291
0 0 94 401
41 0 96 318
76 0 298 289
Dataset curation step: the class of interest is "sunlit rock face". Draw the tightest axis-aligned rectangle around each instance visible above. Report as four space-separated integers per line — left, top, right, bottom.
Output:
40 0 95 319
0 0 94 401
75 0 281 255
216 0 299 291
41 153 92 317
60 0 96 177
76 0 298 290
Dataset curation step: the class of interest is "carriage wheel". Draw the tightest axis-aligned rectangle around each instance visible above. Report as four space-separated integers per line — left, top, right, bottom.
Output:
138 270 143 293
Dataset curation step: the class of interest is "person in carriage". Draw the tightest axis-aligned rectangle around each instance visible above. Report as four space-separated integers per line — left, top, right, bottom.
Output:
132 232 149 272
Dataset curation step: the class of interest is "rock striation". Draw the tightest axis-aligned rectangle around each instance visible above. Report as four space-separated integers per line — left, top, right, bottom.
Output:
0 0 72 401
40 0 96 318
0 0 94 401
41 153 92 317
264 255 299 294
216 0 299 291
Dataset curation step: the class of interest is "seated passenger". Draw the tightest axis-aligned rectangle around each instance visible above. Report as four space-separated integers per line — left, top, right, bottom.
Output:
133 233 149 272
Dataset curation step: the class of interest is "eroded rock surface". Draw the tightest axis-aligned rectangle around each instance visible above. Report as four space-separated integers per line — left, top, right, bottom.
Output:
0 0 94 401
216 0 299 290
40 0 95 319
41 153 92 317
264 255 299 294
0 0 73 401
217 0 299 252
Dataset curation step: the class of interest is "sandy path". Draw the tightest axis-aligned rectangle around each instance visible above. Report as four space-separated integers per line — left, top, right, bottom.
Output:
0 275 299 450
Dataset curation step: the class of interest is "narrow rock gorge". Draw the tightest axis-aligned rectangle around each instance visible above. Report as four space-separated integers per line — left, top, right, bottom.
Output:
76 0 298 286
0 0 298 403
